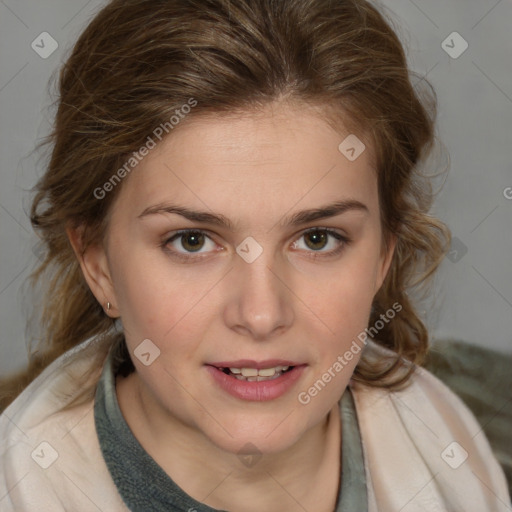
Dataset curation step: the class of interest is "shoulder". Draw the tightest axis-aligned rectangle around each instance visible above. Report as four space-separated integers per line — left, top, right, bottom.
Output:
0 336 127 511
350 340 511 511
0 335 106 437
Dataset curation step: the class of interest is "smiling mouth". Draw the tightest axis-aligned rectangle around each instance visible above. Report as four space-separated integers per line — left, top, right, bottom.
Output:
217 365 294 381
206 363 306 401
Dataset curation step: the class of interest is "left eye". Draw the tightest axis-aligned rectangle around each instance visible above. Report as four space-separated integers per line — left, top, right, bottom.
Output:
163 228 348 260
293 228 347 253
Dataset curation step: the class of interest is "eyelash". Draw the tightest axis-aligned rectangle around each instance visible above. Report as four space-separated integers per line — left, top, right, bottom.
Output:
161 228 351 262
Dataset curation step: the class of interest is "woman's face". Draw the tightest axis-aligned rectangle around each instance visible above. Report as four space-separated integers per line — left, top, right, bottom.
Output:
84 102 395 455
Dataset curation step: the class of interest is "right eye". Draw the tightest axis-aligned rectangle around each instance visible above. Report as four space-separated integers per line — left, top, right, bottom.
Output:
162 229 220 261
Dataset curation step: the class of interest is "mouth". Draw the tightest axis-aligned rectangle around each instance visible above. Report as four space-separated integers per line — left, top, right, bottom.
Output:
216 365 294 382
205 360 306 401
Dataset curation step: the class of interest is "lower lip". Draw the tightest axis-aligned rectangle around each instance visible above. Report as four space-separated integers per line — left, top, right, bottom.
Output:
206 365 306 401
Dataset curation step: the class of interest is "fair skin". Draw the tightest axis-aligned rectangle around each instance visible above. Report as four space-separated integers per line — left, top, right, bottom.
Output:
68 101 396 512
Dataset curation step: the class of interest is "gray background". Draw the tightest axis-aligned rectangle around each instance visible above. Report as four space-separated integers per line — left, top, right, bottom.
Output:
1 0 511 374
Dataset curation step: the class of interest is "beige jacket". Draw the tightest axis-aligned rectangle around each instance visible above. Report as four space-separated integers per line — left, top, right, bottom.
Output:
0 336 510 511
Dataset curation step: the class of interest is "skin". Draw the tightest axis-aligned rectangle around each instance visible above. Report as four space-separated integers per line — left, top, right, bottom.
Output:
68 101 396 512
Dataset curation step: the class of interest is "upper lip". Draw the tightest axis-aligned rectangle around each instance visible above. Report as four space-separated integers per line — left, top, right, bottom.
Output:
207 359 302 369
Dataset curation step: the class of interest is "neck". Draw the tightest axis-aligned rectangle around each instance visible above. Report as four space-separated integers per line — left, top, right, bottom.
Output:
117 371 342 512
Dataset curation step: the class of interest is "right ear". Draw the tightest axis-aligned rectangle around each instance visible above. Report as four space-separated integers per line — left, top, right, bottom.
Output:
66 224 120 318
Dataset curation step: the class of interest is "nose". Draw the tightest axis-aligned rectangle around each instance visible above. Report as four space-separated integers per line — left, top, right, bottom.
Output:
224 252 294 341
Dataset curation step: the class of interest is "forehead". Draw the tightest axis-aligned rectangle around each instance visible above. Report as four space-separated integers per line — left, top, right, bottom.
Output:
112 102 378 221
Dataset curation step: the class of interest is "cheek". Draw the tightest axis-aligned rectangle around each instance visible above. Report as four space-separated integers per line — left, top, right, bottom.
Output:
109 246 185 336
111 246 220 361
301 252 381 339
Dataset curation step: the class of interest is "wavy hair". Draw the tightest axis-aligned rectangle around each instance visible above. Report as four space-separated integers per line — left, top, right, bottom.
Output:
0 0 450 411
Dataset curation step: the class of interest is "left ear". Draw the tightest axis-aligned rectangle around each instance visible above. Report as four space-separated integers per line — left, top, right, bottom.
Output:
375 233 397 293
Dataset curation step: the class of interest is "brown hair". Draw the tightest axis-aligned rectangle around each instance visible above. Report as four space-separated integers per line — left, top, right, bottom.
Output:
0 0 450 411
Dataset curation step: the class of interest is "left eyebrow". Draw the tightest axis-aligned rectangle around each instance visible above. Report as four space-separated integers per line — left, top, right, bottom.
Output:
137 199 369 230
282 200 369 228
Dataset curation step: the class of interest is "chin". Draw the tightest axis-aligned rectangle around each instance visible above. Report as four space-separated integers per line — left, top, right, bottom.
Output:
196 409 316 458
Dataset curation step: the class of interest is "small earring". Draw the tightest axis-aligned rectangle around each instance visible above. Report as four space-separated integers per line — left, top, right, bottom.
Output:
106 302 111 311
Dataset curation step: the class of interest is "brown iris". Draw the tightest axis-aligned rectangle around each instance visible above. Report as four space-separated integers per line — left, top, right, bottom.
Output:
304 230 328 251
180 231 205 252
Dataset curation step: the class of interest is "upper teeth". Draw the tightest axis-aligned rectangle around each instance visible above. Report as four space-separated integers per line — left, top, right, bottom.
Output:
230 366 290 377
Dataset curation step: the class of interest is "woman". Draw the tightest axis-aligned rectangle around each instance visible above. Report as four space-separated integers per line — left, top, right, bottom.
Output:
0 0 509 510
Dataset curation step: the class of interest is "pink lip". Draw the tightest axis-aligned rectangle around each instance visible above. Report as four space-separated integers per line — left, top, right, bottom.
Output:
205 364 307 402
208 359 299 369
